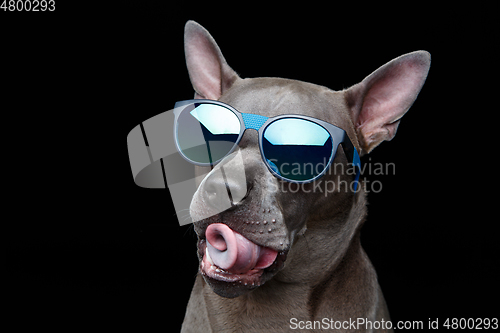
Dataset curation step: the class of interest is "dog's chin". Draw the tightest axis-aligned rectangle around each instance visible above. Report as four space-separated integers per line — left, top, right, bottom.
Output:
197 239 287 298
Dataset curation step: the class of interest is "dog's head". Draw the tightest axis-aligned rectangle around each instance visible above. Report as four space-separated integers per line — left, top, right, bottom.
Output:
184 21 430 297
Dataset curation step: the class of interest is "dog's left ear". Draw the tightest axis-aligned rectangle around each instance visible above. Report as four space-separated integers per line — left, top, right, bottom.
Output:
184 20 240 100
345 51 430 154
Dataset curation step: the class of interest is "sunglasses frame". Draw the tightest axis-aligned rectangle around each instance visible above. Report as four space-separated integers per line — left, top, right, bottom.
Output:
173 99 360 186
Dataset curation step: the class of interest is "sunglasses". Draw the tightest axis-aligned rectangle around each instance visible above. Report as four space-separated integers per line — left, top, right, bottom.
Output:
173 99 361 189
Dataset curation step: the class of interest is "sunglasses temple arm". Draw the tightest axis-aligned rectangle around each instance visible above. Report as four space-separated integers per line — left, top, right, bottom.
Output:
340 138 361 191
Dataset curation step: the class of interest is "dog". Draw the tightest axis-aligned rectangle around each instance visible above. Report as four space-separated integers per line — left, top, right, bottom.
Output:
180 20 430 332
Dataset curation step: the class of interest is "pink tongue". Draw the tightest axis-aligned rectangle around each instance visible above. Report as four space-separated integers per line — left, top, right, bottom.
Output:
205 223 278 274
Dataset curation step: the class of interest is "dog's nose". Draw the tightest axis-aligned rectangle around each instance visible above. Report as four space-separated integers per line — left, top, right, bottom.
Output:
203 163 248 210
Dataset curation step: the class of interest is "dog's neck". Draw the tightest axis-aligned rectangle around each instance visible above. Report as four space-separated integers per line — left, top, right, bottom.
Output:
273 189 368 286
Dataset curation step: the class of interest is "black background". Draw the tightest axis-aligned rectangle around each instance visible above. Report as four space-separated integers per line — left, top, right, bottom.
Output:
5 2 497 331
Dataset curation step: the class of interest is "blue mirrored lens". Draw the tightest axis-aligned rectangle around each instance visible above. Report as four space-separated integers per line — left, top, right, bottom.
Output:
262 118 333 181
177 103 240 164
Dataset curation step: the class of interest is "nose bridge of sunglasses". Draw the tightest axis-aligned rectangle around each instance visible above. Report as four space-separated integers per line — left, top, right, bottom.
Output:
241 113 269 131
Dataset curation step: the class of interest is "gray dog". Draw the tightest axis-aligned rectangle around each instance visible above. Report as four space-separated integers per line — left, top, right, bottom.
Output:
180 21 430 332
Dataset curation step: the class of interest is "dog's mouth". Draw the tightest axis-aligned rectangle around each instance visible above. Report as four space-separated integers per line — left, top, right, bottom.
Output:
197 223 287 295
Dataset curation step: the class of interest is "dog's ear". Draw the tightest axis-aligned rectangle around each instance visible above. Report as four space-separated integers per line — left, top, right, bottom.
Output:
345 51 430 154
184 21 240 100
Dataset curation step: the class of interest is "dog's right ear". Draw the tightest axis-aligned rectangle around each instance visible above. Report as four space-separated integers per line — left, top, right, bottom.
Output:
345 51 430 155
184 21 240 100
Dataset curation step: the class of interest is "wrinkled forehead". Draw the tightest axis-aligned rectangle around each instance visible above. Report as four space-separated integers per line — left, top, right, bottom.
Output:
219 77 354 133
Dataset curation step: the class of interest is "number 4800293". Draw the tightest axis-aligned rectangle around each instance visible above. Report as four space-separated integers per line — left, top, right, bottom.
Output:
1 0 55 11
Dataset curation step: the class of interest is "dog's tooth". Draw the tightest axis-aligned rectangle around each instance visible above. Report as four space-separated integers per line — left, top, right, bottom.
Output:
205 246 214 265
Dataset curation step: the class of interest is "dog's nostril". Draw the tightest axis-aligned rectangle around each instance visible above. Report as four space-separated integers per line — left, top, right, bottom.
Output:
238 184 253 203
204 182 218 196
206 190 217 200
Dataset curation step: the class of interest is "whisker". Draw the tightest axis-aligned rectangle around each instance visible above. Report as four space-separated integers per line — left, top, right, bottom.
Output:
174 208 190 217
